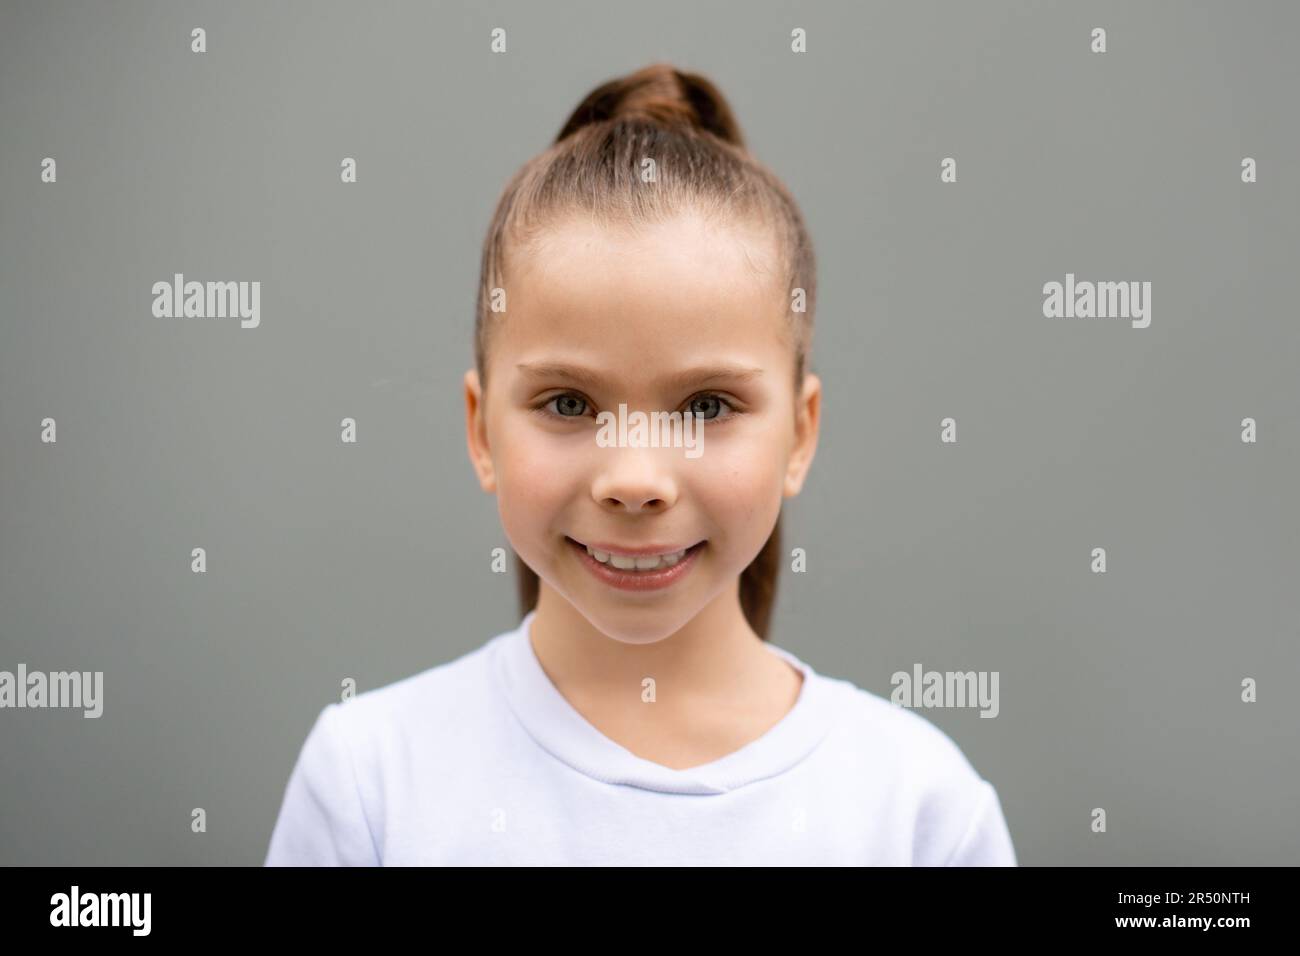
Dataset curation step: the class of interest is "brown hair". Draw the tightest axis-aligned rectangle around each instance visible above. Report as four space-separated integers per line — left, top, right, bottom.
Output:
473 63 817 640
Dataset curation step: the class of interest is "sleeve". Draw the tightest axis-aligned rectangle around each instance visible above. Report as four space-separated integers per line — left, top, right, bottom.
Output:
941 780 1018 867
264 703 381 866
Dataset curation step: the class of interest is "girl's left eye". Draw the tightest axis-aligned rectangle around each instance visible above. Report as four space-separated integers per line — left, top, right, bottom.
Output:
536 392 737 421
683 394 733 421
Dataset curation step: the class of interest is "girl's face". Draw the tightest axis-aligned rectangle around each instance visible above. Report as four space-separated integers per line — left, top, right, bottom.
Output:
465 212 820 644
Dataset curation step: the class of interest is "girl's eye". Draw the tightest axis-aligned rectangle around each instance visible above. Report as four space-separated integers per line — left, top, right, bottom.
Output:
550 393 590 418
536 392 737 421
686 394 730 420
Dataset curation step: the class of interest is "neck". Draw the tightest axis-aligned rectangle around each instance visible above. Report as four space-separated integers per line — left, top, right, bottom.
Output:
527 582 780 707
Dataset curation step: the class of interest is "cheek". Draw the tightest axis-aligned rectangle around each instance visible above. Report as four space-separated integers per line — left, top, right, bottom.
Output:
691 432 786 540
491 422 574 546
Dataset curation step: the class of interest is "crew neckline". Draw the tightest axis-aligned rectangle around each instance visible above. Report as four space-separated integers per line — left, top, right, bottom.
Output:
492 609 842 794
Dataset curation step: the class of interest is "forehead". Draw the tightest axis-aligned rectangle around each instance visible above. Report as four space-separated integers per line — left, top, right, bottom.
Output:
500 213 788 365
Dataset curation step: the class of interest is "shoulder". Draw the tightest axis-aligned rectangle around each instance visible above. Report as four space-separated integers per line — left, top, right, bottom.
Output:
264 636 505 866
806 668 983 780
261 634 504 868
837 681 983 780
817 674 1018 866
326 634 503 753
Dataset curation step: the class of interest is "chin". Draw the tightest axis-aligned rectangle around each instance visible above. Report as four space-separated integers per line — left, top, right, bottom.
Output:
571 602 700 646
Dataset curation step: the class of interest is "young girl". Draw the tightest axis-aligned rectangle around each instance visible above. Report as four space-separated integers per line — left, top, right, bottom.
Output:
265 63 1017 866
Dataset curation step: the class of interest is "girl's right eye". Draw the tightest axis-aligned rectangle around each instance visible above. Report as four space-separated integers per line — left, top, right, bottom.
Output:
536 392 591 419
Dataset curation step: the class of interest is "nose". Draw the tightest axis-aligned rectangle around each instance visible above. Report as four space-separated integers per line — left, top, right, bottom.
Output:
590 445 679 514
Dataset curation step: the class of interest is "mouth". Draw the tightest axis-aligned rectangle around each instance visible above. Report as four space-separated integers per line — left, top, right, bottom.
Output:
565 536 707 591
566 537 705 569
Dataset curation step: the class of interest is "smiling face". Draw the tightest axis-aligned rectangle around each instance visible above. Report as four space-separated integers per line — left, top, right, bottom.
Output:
465 211 820 645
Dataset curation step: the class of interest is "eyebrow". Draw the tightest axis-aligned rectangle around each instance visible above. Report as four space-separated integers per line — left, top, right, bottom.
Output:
516 362 764 391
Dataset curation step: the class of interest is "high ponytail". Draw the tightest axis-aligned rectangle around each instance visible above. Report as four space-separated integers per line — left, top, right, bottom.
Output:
477 63 816 641
553 64 746 147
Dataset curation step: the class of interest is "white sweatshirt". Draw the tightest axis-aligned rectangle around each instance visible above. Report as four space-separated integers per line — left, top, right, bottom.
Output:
265 610 1017 866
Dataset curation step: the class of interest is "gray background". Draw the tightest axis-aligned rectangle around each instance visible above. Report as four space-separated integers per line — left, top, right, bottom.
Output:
1 0 1296 866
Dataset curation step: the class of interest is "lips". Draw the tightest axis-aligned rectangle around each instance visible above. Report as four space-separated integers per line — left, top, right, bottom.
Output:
565 536 706 591
567 537 703 559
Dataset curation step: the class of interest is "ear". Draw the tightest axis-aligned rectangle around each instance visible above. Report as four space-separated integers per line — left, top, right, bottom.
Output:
464 369 497 493
783 372 821 497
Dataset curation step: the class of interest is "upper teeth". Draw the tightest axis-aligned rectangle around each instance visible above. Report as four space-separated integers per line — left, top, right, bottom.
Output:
585 544 690 570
